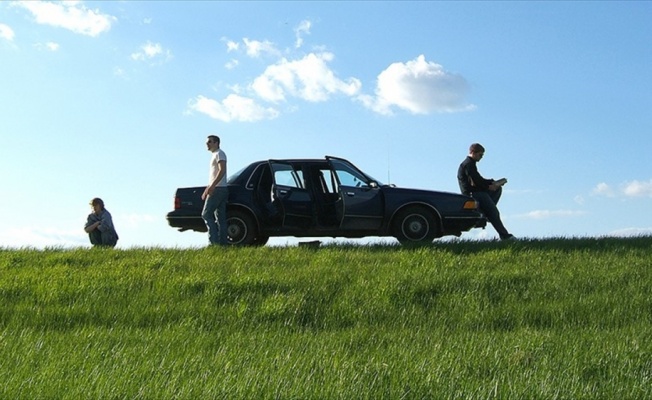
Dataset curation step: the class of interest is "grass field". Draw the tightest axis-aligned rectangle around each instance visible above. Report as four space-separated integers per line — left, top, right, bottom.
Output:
1 237 651 399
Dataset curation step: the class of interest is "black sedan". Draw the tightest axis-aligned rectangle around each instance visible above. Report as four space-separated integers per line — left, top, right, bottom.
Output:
166 156 486 245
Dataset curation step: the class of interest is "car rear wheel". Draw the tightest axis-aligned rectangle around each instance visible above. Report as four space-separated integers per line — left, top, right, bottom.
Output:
227 210 259 246
393 206 438 245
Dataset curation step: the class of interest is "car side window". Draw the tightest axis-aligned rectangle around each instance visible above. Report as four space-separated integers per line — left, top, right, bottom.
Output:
332 163 370 188
271 163 305 189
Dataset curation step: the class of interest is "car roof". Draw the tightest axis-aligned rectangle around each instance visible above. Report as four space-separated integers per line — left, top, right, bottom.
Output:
252 155 350 164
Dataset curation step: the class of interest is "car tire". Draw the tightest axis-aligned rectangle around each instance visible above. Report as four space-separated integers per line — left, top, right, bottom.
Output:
393 206 438 245
227 210 259 246
254 235 270 246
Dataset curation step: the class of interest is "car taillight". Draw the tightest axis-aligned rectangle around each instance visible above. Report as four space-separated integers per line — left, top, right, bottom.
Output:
174 196 181 210
463 200 478 210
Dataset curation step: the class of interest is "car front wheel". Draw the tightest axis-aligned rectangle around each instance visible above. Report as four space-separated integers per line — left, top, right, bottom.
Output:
393 206 438 245
227 210 259 246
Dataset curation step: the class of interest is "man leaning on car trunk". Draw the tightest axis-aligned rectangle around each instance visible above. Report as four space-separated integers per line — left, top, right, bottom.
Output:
458 143 515 241
201 135 228 246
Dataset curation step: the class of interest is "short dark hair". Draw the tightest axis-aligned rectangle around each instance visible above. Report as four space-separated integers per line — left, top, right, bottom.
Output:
207 135 220 145
90 198 104 208
469 143 485 153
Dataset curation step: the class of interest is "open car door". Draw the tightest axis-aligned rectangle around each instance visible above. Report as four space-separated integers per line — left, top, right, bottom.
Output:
269 161 313 229
327 157 383 230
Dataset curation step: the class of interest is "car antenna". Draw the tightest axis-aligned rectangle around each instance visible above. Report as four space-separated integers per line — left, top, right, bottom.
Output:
387 148 391 184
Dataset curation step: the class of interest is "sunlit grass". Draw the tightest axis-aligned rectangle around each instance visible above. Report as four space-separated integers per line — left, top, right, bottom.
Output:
1 237 651 398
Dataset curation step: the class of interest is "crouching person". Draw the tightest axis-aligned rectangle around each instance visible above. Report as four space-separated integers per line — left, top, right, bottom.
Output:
84 197 119 247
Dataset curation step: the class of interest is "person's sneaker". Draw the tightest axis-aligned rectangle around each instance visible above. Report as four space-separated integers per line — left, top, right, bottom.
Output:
501 234 517 241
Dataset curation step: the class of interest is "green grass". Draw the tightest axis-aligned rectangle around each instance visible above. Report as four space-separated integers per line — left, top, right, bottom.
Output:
1 237 651 399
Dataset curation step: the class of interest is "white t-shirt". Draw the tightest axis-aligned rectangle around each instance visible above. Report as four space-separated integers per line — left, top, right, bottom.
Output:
209 148 227 187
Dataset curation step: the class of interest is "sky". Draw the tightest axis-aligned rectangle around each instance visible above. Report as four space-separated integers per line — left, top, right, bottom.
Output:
1 1 651 249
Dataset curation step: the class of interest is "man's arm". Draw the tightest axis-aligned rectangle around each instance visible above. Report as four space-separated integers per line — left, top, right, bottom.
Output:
467 162 492 191
202 159 226 200
84 215 100 233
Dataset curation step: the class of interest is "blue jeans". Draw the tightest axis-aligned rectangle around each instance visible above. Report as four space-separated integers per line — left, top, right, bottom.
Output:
202 187 228 245
471 187 510 239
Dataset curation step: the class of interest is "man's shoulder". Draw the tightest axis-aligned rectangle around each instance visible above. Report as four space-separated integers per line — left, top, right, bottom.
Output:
212 149 227 160
459 156 474 167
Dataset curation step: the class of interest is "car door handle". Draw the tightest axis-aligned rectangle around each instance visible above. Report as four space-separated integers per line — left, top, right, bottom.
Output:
279 189 288 195
345 192 355 196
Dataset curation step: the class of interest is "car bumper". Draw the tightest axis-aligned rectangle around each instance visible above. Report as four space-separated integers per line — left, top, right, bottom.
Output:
442 215 487 234
166 210 207 232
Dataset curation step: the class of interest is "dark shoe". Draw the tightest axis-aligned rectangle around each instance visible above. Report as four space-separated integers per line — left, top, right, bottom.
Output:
501 234 517 241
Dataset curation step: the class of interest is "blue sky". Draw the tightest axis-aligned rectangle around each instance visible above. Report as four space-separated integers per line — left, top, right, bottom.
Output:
1 1 651 248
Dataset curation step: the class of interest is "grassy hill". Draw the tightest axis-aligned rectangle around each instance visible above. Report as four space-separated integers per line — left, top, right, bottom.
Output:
1 237 651 399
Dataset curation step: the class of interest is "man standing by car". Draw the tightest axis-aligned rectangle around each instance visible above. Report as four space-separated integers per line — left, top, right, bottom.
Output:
458 143 515 240
201 135 228 245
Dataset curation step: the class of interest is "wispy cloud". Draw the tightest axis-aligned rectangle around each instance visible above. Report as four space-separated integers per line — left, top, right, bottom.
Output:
0 23 15 42
0 226 87 249
117 213 159 229
515 210 588 220
14 0 115 37
191 51 360 122
225 59 239 70
35 41 60 51
622 180 652 197
186 94 279 123
0 213 162 249
357 54 475 115
223 38 239 52
608 227 652 237
190 26 472 122
592 180 652 198
131 41 172 64
294 20 311 49
243 38 280 58
592 182 615 197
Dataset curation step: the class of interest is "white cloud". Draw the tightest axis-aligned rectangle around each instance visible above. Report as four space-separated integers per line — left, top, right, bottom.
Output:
195 36 474 123
131 41 172 64
113 66 125 77
358 54 475 115
0 226 87 249
225 59 239 70
0 214 163 249
294 20 311 49
15 0 114 37
243 38 280 58
251 52 362 103
622 180 652 197
515 210 587 220
592 182 615 197
35 41 60 51
0 23 15 41
116 213 158 229
187 94 279 122
45 41 60 51
224 38 239 52
593 180 652 198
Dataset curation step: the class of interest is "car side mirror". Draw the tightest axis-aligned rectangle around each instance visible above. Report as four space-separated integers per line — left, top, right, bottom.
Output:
369 181 379 188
